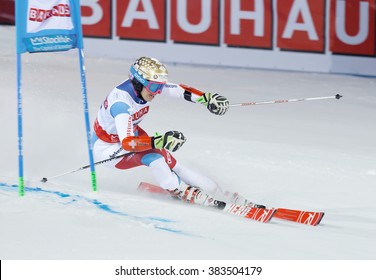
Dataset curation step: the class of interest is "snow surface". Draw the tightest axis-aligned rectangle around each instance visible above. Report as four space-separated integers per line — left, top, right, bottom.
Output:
1 25 376 262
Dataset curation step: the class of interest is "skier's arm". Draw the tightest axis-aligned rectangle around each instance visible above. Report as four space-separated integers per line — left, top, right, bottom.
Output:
163 83 229 115
115 110 186 153
110 96 186 153
122 131 186 152
181 84 230 116
113 110 185 153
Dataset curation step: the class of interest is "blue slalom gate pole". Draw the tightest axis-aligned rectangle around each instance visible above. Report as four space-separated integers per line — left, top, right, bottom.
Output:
16 53 24 197
78 48 97 191
15 0 97 194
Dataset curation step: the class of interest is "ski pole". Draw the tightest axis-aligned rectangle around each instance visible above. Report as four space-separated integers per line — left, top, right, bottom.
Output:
229 94 342 107
41 152 133 182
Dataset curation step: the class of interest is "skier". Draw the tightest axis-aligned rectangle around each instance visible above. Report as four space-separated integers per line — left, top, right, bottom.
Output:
92 56 263 209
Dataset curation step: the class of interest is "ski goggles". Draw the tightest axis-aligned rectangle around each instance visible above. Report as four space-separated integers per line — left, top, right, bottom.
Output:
130 66 166 95
144 80 165 95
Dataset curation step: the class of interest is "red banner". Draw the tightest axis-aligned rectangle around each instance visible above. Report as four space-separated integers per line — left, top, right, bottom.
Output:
0 0 15 24
277 0 325 53
79 0 376 58
116 0 166 41
170 0 219 45
81 0 111 38
224 0 273 49
330 0 375 56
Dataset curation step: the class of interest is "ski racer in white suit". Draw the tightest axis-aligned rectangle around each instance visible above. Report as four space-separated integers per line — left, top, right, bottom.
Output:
92 57 262 208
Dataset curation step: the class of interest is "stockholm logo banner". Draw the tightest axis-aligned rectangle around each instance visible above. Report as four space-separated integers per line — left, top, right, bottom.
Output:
15 0 97 196
16 0 83 54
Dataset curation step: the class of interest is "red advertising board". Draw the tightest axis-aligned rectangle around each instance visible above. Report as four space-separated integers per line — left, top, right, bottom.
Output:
81 0 111 38
224 0 273 49
4 0 375 59
116 0 166 41
277 0 325 53
330 0 375 56
0 0 15 24
170 0 220 45
77 0 376 61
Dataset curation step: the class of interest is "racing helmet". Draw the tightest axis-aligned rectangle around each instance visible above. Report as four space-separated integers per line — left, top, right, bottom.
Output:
130 57 168 94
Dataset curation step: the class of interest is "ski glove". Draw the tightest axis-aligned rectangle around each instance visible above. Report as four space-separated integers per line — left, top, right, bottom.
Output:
197 92 229 116
152 131 186 152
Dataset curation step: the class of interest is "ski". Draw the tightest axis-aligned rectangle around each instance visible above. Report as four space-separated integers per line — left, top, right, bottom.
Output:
274 208 324 226
138 181 170 195
222 203 276 223
138 182 275 223
137 182 324 225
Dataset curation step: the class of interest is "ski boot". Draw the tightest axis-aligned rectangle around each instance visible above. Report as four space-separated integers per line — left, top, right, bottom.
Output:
169 185 226 210
224 191 266 208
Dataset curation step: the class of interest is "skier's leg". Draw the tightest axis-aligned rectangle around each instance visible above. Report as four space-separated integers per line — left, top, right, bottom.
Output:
172 162 265 207
135 152 224 208
147 155 180 190
172 162 220 196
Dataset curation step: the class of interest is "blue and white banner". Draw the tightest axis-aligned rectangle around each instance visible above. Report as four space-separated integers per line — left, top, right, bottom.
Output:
16 0 83 54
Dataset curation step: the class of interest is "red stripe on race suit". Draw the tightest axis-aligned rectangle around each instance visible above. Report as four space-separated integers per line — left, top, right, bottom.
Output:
94 119 152 152
179 84 204 96
94 119 143 144
94 106 150 143
94 119 120 143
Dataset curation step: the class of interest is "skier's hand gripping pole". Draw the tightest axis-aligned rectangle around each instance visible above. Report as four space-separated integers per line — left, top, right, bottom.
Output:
152 131 186 152
197 92 230 115
122 131 186 152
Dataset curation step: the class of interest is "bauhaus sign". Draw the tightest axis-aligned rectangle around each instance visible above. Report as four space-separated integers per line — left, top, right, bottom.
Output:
81 0 375 57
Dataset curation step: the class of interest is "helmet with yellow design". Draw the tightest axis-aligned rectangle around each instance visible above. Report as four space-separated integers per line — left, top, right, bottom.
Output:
130 57 168 95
